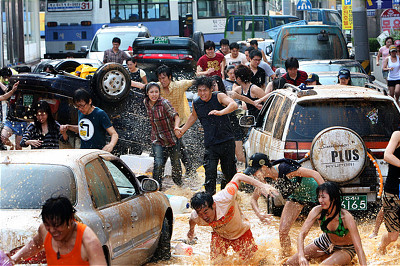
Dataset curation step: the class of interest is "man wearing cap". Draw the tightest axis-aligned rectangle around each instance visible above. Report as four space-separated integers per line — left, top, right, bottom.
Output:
305 73 321 86
337 68 352 86
187 171 278 262
383 45 400 101
246 153 324 257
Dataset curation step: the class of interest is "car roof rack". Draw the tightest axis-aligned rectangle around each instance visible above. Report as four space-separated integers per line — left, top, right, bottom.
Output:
284 83 317 97
364 83 388 96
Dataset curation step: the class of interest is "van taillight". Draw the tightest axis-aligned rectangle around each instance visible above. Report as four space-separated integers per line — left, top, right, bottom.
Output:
47 22 57 27
133 54 144 59
81 21 92 26
284 141 311 160
178 54 193 60
370 151 384 159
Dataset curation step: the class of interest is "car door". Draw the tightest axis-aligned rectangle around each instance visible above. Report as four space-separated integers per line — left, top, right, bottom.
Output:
99 155 159 262
84 158 135 265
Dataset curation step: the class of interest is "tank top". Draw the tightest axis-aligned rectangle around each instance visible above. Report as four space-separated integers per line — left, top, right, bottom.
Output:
129 69 143 83
193 92 234 148
44 222 89 265
388 55 400 81
241 84 260 117
384 145 400 194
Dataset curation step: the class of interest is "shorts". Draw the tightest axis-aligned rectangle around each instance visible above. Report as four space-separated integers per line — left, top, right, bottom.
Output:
382 191 400 232
288 176 319 204
387 79 400 87
4 120 28 136
313 233 356 259
210 229 257 261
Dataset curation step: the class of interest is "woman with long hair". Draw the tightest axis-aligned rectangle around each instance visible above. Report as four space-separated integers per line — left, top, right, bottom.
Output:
20 100 68 149
285 182 367 265
383 45 400 102
377 36 394 80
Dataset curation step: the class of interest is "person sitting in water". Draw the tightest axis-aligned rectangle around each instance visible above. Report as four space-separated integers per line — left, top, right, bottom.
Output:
247 153 324 257
20 100 68 149
285 182 367 266
187 172 278 263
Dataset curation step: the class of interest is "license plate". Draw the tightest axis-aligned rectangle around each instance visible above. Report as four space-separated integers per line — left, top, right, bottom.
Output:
65 42 75 50
23 94 33 107
154 36 169 44
341 195 367 210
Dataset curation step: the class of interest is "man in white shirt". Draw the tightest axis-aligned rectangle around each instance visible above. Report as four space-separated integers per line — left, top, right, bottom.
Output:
225 43 247 67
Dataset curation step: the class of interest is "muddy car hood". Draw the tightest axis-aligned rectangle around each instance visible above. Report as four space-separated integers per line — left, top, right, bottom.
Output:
0 209 42 251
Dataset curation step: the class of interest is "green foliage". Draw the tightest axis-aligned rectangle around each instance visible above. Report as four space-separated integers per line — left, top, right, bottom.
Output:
369 38 380 52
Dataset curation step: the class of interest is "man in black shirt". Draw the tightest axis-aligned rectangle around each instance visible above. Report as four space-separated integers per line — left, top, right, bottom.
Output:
249 50 266 89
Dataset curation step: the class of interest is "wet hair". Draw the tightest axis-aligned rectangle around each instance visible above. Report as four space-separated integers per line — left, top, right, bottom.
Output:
195 76 213 90
234 64 253 83
145 82 161 99
220 38 230 46
250 49 262 59
126 57 137 64
249 40 258 46
34 100 58 133
112 37 121 44
285 57 299 70
385 36 394 45
191 191 214 210
204 40 215 50
73 88 92 104
317 182 342 226
212 75 226 93
0 67 12 78
156 64 172 80
245 46 255 53
229 42 240 50
41 196 76 226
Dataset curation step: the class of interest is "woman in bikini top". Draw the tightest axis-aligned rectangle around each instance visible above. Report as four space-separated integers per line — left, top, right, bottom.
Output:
285 182 367 266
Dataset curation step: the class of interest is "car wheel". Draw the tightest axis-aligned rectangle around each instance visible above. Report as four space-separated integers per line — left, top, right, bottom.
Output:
93 63 131 103
310 126 367 183
192 31 204 55
152 216 171 262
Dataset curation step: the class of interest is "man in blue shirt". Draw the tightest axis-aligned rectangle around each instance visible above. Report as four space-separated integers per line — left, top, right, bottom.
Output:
62 89 118 152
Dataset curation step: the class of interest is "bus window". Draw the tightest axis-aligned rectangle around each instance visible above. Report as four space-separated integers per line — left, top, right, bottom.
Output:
197 0 225 18
110 0 170 22
227 0 251 15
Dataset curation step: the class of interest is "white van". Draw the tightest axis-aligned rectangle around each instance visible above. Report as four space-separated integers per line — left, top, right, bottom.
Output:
85 24 151 63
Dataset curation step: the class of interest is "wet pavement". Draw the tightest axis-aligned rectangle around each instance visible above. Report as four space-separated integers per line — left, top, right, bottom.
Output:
146 167 400 265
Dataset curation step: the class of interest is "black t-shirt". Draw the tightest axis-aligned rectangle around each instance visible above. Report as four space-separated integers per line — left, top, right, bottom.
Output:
251 67 266 88
385 146 400 194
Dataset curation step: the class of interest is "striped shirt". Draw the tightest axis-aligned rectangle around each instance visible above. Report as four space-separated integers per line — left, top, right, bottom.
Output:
144 97 178 147
20 122 67 149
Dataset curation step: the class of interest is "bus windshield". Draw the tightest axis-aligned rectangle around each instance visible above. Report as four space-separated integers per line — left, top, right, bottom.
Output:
47 0 93 12
91 32 140 52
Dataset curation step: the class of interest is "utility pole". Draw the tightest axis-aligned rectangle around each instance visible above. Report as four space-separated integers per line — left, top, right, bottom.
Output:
353 0 370 73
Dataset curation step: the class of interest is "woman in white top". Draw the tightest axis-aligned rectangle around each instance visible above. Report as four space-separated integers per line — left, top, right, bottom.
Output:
377 36 394 80
383 45 400 102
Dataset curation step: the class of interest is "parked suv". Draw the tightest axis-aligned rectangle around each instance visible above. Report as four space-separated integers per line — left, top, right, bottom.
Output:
243 84 400 214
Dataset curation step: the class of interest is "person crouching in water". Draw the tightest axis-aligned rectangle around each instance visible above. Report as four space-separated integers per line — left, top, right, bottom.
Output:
285 182 367 265
248 153 324 257
144 82 182 190
187 172 278 263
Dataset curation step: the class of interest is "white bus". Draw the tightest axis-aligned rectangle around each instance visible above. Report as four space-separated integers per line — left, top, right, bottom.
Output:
45 0 272 58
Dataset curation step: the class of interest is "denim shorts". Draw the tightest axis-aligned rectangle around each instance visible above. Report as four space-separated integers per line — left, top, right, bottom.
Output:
4 120 28 136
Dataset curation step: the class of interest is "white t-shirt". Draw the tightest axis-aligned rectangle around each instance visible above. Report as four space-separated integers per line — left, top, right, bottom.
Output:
225 52 247 67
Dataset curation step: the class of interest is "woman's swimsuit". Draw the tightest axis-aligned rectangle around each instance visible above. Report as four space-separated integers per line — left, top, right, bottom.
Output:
320 211 349 237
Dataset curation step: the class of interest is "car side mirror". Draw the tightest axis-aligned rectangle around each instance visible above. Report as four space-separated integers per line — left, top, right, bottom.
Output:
141 178 159 192
80 46 88 52
317 30 329 42
265 44 272 55
239 115 256 127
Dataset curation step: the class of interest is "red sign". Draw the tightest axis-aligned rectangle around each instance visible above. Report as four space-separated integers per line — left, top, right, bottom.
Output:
381 9 400 32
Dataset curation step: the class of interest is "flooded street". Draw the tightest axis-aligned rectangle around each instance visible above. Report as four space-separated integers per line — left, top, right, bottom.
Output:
147 169 400 265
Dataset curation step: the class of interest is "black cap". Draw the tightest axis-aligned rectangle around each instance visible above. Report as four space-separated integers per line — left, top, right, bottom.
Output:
305 73 321 85
338 68 350 79
244 153 271 175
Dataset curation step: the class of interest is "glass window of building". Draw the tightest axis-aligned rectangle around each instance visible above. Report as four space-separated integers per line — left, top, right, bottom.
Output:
226 0 251 15
178 0 193 17
110 0 170 22
197 0 225 18
254 0 266 15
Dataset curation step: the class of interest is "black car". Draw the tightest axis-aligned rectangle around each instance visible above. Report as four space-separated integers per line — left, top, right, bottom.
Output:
132 33 204 81
9 62 204 164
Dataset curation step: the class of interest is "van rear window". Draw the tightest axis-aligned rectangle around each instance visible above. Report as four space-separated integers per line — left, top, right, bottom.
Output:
286 100 400 141
279 34 345 60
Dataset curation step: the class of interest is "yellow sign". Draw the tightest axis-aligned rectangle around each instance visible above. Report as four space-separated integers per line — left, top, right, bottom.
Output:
342 0 353 30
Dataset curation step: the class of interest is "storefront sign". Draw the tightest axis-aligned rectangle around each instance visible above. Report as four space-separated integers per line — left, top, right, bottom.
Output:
342 0 353 30
381 8 400 33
